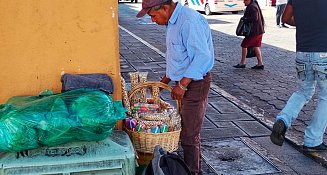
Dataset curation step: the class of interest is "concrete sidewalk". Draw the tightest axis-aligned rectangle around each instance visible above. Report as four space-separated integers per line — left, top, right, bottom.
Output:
118 2 327 174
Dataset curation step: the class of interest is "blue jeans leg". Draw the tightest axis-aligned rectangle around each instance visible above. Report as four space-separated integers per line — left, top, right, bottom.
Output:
277 52 327 147
276 80 315 128
304 76 327 147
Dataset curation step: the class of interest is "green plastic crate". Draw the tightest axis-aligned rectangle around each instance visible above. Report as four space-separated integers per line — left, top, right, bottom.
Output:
0 130 136 175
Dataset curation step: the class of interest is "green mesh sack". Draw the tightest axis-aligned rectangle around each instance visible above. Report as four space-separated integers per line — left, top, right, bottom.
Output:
0 88 126 152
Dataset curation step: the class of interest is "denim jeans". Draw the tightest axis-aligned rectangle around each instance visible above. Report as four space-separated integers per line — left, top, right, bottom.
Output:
276 52 327 147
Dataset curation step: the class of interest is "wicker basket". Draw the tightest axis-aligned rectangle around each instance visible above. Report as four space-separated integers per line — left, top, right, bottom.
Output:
125 128 181 153
125 81 181 153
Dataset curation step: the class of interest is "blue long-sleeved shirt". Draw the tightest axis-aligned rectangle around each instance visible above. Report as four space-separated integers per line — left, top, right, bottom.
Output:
165 3 214 81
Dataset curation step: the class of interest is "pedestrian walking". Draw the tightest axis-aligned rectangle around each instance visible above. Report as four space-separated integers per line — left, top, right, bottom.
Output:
136 0 214 174
270 0 327 152
233 0 265 70
276 0 288 28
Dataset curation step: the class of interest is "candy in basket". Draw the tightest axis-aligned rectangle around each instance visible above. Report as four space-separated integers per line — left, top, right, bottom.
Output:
121 72 181 153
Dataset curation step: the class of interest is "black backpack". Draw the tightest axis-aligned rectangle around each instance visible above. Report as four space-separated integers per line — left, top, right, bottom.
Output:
142 145 191 175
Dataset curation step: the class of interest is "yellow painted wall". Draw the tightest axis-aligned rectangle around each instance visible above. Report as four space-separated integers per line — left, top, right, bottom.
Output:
0 0 121 103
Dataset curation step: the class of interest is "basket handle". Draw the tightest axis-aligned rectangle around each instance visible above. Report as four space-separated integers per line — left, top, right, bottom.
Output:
128 81 181 112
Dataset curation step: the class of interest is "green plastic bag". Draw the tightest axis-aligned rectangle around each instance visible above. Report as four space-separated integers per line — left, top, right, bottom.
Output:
0 89 126 152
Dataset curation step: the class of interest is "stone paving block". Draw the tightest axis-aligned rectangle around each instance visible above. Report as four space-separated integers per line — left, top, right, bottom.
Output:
120 60 135 69
160 90 171 101
201 139 280 175
205 104 221 114
276 94 291 101
210 101 245 114
241 137 297 174
120 67 136 73
138 57 154 62
234 121 271 137
253 137 327 175
158 63 166 68
128 47 143 53
207 96 227 103
130 42 146 47
253 92 277 101
134 68 153 74
151 67 165 73
267 99 287 110
119 45 128 50
201 128 247 139
208 89 221 97
121 52 138 59
207 120 235 128
145 73 160 81
135 66 159 71
120 72 132 83
129 61 146 66
143 62 162 68
202 117 217 129
206 113 254 122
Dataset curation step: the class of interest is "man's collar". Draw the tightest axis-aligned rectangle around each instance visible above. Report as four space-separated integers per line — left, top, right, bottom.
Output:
168 2 181 25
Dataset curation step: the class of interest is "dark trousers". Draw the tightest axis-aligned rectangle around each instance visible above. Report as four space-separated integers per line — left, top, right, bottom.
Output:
276 3 286 25
180 73 211 175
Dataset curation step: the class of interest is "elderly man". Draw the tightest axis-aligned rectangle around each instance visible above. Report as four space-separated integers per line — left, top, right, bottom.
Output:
136 0 214 174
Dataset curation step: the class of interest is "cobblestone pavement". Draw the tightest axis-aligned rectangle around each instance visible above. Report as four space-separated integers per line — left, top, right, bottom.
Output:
118 2 327 174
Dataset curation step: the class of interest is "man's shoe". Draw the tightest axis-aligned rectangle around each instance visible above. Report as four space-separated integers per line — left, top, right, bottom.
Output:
303 143 327 152
251 65 264 70
233 64 246 68
281 24 289 28
277 25 282 28
270 120 286 146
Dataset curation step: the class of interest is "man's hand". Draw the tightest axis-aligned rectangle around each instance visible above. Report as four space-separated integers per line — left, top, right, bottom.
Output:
171 77 192 100
171 84 186 100
159 75 171 91
282 4 295 26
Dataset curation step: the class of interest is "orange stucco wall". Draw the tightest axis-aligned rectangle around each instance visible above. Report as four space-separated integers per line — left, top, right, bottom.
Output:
0 0 121 103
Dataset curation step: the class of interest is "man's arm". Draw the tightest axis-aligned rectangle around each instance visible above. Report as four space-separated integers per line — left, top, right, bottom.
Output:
160 75 171 84
179 77 192 89
282 3 295 26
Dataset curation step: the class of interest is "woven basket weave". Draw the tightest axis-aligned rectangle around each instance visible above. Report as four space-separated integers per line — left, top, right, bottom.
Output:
125 128 181 153
126 81 181 153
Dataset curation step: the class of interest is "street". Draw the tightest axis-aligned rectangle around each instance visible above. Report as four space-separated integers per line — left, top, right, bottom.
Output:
118 2 327 174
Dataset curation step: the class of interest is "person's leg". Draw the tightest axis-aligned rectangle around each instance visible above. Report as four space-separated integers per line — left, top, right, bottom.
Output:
304 81 327 147
271 52 316 146
235 38 248 67
250 34 264 69
254 47 263 66
277 80 316 127
277 52 316 128
276 4 282 26
234 47 246 68
304 53 327 147
240 47 247 65
181 74 211 175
